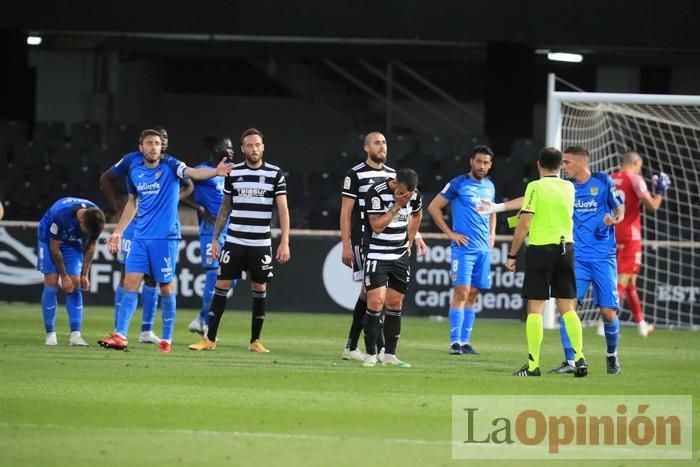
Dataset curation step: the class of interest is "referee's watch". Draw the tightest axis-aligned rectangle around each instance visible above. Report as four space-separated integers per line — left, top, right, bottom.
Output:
507 253 518 260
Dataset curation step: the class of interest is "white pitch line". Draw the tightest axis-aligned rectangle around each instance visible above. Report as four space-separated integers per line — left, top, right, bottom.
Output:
0 422 453 446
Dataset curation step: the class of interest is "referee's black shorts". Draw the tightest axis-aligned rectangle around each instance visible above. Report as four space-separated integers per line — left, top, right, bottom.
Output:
522 243 576 300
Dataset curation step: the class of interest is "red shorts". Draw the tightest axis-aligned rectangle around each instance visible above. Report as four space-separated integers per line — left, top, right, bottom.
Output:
616 239 642 274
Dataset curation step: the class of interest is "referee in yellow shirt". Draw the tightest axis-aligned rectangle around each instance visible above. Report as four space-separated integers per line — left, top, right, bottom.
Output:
505 147 588 377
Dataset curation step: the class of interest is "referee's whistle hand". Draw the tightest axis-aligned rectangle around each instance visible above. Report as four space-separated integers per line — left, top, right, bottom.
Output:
505 258 517 272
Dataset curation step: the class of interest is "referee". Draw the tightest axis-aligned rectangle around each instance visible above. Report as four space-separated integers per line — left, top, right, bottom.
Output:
505 147 588 377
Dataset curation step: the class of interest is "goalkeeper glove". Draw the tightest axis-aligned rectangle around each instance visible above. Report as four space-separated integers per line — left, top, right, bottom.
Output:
652 172 671 196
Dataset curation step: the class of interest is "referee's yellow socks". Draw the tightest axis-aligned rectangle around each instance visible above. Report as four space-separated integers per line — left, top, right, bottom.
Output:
526 313 543 371
561 310 584 361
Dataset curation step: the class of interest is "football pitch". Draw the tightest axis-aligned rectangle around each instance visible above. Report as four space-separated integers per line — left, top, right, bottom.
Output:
1 303 698 467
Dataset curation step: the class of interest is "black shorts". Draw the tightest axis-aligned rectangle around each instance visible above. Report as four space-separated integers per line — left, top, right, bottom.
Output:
218 242 274 284
364 252 410 295
351 243 365 282
523 243 576 300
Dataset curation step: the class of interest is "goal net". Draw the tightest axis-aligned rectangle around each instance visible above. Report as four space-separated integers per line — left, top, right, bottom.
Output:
546 76 700 330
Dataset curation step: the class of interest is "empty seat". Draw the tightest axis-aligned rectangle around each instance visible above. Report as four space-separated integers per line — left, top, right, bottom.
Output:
71 122 102 149
33 121 66 148
421 134 453 161
106 123 138 153
458 134 491 155
510 137 541 164
12 142 50 169
0 120 29 146
389 133 418 159
51 143 84 169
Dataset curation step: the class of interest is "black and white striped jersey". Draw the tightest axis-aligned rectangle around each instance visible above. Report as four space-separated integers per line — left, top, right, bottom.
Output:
363 181 422 261
223 161 286 247
341 162 396 245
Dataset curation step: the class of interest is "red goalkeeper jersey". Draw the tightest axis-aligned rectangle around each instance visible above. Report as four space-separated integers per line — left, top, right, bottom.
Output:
611 170 650 241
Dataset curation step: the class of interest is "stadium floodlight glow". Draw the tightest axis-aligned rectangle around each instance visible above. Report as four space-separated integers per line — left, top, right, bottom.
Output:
547 52 583 63
27 36 42 46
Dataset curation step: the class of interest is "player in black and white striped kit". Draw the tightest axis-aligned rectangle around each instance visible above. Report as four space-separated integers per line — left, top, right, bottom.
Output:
361 168 422 368
340 132 396 361
189 128 291 353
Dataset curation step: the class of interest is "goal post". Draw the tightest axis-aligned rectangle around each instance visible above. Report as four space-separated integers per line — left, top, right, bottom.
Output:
545 73 700 330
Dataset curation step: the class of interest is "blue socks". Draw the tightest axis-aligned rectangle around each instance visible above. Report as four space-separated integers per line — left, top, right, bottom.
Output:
141 285 159 332
199 270 218 323
461 308 475 344
449 307 463 344
559 316 576 362
66 290 83 332
116 290 139 338
160 293 176 342
604 317 620 355
114 286 124 329
41 285 58 333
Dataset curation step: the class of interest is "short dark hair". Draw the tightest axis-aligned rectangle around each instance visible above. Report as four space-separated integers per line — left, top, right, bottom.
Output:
396 168 419 191
471 145 494 159
539 147 563 170
241 128 263 144
563 145 589 158
83 208 105 237
138 129 163 145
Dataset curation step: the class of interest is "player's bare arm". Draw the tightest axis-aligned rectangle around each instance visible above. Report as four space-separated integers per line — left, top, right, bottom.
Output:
80 239 97 291
505 212 532 272
604 205 625 226
210 195 233 260
407 209 423 252
178 178 194 200
99 168 121 215
340 196 356 267
49 239 74 293
184 158 234 180
107 195 137 253
368 190 411 233
275 194 291 263
427 194 468 246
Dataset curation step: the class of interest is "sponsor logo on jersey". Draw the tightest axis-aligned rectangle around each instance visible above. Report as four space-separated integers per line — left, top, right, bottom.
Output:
238 187 267 197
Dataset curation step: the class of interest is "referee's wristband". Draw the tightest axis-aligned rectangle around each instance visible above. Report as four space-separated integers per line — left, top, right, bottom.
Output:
492 203 506 213
507 253 518 260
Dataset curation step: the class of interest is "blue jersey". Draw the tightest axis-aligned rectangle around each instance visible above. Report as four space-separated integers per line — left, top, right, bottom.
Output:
193 161 225 236
111 151 143 177
439 175 495 254
571 173 622 258
38 197 99 245
127 155 188 240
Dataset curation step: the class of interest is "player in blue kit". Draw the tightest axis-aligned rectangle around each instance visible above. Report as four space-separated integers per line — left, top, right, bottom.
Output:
99 128 192 344
98 129 232 353
37 197 105 346
427 146 496 355
551 146 624 374
181 136 237 336
483 145 624 374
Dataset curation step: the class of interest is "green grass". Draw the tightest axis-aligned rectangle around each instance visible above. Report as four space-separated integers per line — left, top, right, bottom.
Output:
0 304 698 467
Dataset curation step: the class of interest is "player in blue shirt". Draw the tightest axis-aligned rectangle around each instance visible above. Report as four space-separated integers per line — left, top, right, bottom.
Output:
427 146 496 355
37 197 105 346
99 128 193 344
98 129 232 353
551 146 624 374
181 136 237 336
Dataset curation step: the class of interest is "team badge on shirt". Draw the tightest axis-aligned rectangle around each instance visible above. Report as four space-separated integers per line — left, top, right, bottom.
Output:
590 186 599 196
259 175 266 184
155 171 162 179
371 197 381 210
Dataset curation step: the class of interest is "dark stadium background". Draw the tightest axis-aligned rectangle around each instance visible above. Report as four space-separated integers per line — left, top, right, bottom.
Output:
0 1 698 314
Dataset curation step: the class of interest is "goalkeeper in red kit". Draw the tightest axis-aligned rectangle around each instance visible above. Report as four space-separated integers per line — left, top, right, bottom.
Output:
611 151 670 336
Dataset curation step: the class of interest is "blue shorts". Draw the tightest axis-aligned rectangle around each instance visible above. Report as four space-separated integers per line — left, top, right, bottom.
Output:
451 250 491 289
575 256 620 309
199 230 226 270
125 238 179 283
37 240 83 276
117 222 136 264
